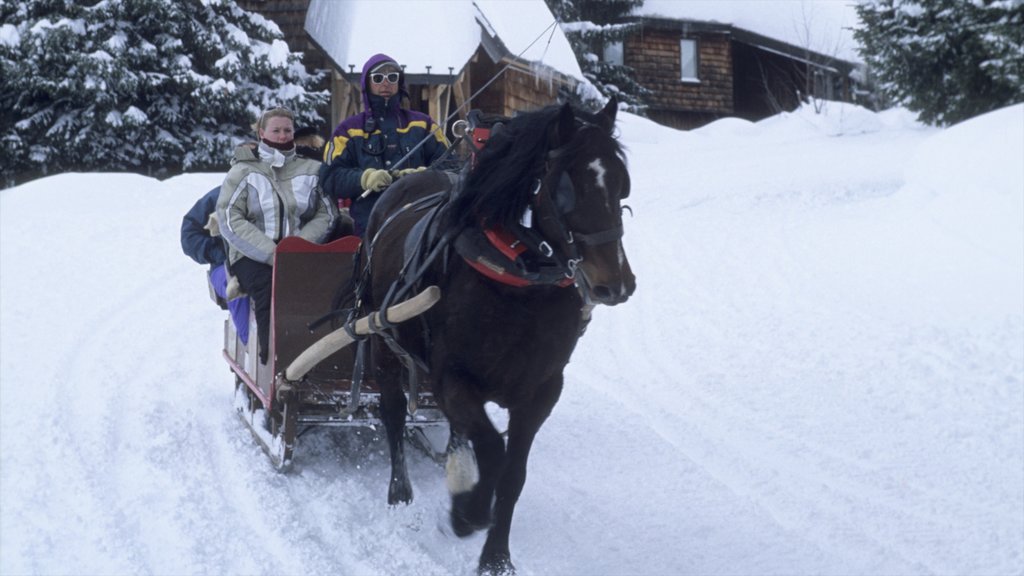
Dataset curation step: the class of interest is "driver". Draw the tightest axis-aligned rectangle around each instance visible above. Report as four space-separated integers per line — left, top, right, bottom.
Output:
320 53 448 236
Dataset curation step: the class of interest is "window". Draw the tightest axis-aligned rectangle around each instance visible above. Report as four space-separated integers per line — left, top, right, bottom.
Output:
680 38 698 81
603 40 623 66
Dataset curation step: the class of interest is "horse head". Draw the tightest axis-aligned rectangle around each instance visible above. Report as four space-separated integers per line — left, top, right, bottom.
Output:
535 98 636 306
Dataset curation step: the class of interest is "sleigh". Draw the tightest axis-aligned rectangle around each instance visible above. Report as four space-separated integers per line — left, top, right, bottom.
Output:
222 235 447 471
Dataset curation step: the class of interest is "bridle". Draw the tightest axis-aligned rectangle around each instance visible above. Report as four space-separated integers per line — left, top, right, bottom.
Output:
524 126 627 282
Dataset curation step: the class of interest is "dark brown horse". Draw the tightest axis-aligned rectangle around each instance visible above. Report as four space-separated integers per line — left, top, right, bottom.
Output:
360 98 634 574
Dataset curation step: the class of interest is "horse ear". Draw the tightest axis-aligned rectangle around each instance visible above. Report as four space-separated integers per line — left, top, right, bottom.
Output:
598 97 618 133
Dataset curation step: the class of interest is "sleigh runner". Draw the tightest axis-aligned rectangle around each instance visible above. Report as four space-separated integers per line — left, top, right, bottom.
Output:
222 235 446 471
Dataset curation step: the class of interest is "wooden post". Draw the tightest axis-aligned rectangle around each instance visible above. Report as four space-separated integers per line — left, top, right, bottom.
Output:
331 70 356 130
453 69 470 120
427 85 451 128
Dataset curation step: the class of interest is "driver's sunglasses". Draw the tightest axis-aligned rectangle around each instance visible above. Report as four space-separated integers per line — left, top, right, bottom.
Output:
370 72 400 85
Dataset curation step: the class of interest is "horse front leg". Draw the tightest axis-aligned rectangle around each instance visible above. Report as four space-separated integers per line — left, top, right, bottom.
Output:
374 337 413 505
478 376 563 576
447 424 504 537
440 370 506 537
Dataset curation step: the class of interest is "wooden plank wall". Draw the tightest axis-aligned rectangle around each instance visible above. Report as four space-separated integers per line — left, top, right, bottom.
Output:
467 48 506 116
467 48 569 118
502 67 565 115
626 27 734 123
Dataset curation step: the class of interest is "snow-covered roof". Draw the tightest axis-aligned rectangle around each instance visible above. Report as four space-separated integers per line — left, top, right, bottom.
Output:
305 0 583 80
634 0 861 63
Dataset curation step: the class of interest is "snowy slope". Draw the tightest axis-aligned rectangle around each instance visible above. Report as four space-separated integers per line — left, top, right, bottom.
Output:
1 102 1022 575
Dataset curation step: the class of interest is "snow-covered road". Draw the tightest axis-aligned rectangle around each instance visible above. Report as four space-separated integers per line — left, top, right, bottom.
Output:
2 103 1021 575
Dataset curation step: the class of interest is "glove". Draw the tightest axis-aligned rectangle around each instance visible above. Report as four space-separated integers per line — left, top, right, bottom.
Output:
226 274 245 300
203 212 220 237
360 168 393 193
390 166 427 179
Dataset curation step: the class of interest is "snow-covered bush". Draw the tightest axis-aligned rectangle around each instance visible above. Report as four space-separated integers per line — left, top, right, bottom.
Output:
0 0 328 185
854 0 1024 126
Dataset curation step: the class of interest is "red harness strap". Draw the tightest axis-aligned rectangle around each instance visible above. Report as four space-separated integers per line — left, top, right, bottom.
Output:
461 225 574 288
484 227 527 261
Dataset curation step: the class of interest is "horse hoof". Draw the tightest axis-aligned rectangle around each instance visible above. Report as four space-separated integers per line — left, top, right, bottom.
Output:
478 553 514 576
450 492 490 537
388 478 413 505
451 510 477 537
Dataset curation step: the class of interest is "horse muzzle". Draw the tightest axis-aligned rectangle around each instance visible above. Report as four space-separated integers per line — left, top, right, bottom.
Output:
577 256 635 306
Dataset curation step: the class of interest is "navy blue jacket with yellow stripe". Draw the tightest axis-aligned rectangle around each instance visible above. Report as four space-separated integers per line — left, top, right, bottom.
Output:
320 101 447 236
319 53 448 236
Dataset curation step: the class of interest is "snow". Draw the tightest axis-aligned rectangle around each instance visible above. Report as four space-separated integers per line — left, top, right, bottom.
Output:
636 0 862 63
1 23 21 47
104 110 123 127
124 106 147 124
2 101 1022 575
264 39 291 68
215 52 240 71
474 0 583 77
105 31 127 51
88 49 112 62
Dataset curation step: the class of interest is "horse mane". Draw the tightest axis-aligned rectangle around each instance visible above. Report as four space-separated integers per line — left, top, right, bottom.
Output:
444 102 628 236
445 105 558 231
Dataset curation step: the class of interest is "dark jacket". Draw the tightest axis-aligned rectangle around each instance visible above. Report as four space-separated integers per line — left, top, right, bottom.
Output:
181 187 227 268
320 53 448 235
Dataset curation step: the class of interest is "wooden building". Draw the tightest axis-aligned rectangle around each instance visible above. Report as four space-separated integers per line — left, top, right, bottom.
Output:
616 17 863 130
239 0 584 137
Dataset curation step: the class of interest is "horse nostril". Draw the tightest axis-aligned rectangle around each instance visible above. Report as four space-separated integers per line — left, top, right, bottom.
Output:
592 285 613 302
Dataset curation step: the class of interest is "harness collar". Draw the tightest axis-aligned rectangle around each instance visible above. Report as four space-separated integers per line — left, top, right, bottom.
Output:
455 223 575 288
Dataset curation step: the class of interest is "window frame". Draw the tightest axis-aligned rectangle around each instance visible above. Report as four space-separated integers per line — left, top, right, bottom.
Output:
603 40 624 66
680 38 699 83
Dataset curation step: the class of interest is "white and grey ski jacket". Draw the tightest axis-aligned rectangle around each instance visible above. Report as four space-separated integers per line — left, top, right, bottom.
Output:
217 142 335 266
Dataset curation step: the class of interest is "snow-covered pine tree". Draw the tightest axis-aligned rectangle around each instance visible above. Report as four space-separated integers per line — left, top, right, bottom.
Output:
854 0 1024 126
547 0 647 112
0 0 327 186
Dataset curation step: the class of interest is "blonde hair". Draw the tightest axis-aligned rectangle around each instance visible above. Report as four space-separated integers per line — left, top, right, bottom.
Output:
252 107 295 134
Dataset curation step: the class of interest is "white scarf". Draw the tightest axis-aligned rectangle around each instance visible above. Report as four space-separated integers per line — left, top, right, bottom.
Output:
257 141 293 168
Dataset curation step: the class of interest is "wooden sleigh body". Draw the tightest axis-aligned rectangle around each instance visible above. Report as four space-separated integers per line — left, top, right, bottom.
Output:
221 235 446 470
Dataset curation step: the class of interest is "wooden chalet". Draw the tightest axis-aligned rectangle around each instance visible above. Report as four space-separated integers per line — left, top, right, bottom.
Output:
615 16 864 129
238 0 583 138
